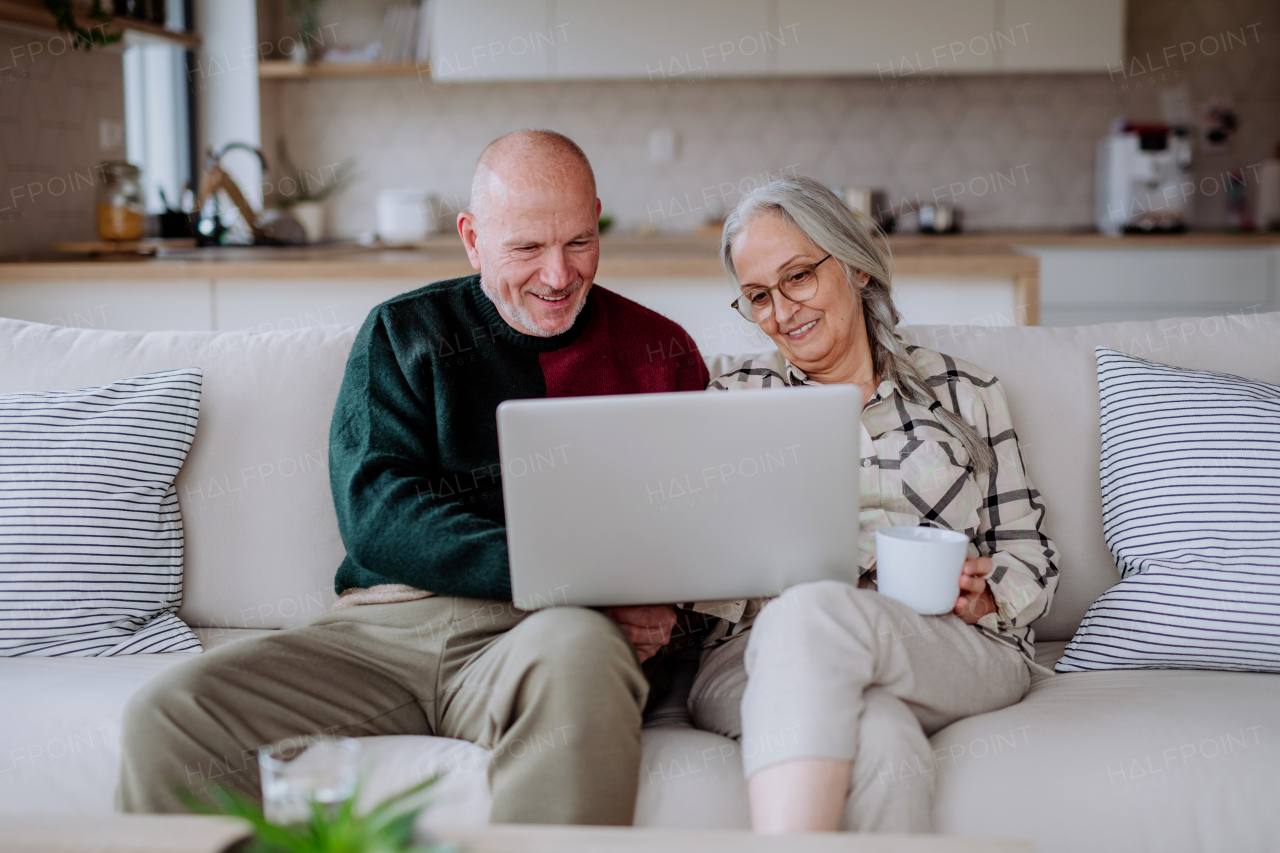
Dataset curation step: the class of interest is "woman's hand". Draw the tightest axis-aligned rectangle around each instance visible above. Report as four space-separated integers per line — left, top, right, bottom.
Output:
954 556 998 624
601 604 678 662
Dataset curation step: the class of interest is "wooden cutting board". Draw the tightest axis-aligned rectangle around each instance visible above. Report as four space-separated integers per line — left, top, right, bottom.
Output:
49 239 198 255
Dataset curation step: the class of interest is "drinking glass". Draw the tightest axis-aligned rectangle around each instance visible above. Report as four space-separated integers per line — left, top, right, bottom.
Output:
259 735 362 825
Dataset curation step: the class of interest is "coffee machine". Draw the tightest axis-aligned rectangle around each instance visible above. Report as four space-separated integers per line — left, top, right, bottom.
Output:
1095 123 1193 235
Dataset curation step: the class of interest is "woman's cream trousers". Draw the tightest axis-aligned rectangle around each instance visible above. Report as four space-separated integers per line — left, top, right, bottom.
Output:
688 580 1032 832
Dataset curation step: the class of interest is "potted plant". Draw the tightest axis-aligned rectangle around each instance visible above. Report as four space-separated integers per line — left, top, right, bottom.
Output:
44 0 122 50
271 137 356 244
287 0 325 64
181 775 453 853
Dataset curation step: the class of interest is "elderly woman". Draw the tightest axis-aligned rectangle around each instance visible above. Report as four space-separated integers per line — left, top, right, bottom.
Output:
686 176 1058 834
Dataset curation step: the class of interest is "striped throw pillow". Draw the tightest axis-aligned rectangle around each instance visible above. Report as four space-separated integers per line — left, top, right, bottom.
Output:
1057 348 1280 672
0 370 203 656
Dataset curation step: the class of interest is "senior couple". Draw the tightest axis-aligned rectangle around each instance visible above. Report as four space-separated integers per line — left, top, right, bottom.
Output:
120 130 1058 833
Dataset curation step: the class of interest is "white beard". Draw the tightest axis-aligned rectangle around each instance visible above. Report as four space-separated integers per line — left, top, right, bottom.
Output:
480 276 589 338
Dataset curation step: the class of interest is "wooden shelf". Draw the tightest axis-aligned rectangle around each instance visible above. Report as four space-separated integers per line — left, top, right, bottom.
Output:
0 0 199 48
259 59 427 79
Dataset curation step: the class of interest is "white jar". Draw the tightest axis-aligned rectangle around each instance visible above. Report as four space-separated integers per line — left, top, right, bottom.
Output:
375 189 436 246
290 200 326 244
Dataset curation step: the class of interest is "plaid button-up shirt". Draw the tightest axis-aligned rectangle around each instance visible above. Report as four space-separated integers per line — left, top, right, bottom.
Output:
691 345 1059 661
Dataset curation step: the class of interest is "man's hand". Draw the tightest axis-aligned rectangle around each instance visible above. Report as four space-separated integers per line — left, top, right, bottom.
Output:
954 557 998 625
601 605 678 663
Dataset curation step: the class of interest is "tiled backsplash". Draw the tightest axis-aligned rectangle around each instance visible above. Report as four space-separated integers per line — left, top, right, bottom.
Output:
262 0 1279 238
0 26 126 256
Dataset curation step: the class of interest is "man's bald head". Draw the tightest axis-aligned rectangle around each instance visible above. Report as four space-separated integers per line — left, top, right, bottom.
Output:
469 129 596 224
457 130 602 338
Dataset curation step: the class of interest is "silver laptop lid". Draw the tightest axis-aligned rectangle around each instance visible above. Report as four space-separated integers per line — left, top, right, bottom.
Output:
496 386 861 609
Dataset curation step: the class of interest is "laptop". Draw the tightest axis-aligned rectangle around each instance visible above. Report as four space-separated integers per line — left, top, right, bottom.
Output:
495 386 861 609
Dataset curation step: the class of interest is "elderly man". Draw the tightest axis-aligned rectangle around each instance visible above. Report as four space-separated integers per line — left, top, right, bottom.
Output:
117 130 709 825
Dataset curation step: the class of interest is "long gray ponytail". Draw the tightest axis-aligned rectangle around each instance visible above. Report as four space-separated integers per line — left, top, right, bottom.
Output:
720 176 996 474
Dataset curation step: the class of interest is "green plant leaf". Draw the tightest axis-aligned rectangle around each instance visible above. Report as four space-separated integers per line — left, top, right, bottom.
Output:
183 771 444 853
43 0 123 51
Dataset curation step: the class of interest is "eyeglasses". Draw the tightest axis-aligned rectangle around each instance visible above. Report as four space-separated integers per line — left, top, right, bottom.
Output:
730 254 833 323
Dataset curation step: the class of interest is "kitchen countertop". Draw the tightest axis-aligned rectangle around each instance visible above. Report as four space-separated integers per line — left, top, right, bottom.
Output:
1 232 1276 283
0 234 1031 281
891 231 1280 248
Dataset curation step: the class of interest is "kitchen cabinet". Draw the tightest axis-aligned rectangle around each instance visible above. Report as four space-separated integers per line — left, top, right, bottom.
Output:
1019 245 1280 327
213 279 417 332
0 274 1025 351
775 0 998 76
427 0 1125 81
9 239 1277 343
998 0 1125 72
0 279 213 332
429 0 553 81
554 0 772 80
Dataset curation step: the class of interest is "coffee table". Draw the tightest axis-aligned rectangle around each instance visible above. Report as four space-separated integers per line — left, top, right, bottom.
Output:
437 825 1035 852
0 815 1035 853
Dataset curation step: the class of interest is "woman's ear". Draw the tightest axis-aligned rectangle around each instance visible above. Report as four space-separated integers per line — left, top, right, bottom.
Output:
854 270 871 288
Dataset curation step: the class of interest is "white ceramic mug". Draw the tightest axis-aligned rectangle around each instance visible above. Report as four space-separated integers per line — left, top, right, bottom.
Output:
874 526 969 615
375 189 436 245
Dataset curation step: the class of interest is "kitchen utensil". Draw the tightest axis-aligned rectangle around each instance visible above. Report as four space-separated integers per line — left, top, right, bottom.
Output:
157 187 197 239
918 203 959 234
195 143 270 245
1096 123 1193 235
841 187 893 231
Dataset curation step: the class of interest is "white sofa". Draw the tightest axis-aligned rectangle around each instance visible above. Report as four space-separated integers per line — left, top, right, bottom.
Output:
2 310 1280 852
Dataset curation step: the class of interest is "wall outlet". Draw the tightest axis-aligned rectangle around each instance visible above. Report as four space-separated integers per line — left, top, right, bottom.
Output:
99 119 124 152
648 128 678 164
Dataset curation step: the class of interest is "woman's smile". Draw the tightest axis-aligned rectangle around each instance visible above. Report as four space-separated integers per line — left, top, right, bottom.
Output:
785 318 819 340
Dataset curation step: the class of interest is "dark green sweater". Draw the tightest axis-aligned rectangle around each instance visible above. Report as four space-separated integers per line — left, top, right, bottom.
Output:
329 275 710 600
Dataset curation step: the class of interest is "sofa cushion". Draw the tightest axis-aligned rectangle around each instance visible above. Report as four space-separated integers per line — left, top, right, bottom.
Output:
633 727 750 828
0 626 747 831
355 736 492 829
929 668 1280 853
0 319 356 631
357 726 753 831
900 311 1280 641
1057 349 1280 672
0 369 203 656
0 628 489 819
0 628 269 813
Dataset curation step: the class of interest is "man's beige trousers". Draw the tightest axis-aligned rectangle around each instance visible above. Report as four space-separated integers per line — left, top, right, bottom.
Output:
117 597 649 825
689 581 1031 832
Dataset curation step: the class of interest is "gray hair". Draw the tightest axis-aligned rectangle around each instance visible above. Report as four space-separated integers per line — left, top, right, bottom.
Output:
720 176 995 474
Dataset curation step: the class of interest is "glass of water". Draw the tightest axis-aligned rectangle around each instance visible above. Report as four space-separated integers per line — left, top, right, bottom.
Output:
259 735 362 825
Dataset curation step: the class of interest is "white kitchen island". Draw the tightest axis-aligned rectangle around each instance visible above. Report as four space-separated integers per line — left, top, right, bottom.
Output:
2 234 1277 355
0 235 1039 359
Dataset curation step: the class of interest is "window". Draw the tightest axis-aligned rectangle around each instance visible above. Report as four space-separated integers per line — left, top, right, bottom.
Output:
122 2 193 213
